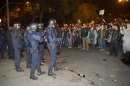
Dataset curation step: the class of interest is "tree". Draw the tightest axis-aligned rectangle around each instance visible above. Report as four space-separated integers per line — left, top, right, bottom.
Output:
74 3 97 23
47 0 97 23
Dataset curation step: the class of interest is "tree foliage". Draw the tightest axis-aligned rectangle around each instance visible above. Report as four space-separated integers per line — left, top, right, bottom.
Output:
74 3 97 23
38 0 98 23
1 0 98 25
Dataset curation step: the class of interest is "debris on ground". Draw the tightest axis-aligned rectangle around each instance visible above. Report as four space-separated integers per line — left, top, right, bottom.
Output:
103 59 107 61
77 74 85 78
95 74 101 79
90 81 95 86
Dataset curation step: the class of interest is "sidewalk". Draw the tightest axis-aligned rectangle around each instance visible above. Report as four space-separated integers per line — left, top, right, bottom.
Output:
0 47 130 86
0 59 92 86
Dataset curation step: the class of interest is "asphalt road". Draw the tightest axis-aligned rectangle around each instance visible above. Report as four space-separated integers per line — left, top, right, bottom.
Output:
0 46 130 86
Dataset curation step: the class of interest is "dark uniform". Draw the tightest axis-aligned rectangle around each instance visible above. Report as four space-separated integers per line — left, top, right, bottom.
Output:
24 28 32 68
11 23 24 72
7 28 15 59
28 23 46 80
46 19 59 76
0 30 5 59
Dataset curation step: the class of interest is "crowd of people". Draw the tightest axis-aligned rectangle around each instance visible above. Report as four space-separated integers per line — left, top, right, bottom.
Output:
57 22 130 57
0 20 130 80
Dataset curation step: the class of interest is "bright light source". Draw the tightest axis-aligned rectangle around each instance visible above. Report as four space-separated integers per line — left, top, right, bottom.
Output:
119 0 129 2
0 19 1 23
119 0 122 2
26 1 30 5
16 8 20 11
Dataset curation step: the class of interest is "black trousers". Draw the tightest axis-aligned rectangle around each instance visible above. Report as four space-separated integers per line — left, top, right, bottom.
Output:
110 41 118 57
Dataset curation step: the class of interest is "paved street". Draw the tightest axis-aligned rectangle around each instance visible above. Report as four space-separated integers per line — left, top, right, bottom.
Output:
0 46 130 86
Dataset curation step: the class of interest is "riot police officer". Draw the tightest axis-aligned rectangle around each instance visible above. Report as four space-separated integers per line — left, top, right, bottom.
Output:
46 19 59 76
0 28 5 59
28 23 46 80
24 26 32 68
11 23 24 72
7 27 15 60
38 23 45 64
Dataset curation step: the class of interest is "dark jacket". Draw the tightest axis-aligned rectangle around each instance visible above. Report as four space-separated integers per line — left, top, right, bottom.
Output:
81 28 88 37
47 27 58 44
110 30 120 43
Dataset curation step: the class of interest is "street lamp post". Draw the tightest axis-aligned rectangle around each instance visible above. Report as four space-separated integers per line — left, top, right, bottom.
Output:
6 0 10 28
5 1 31 28
3 1 39 26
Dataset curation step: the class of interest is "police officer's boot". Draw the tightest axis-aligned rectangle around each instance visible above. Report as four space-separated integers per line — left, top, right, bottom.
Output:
15 66 24 72
37 68 46 76
30 71 38 80
48 68 56 76
54 62 60 71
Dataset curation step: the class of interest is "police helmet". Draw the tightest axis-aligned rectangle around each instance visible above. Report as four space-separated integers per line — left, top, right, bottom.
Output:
27 26 33 33
49 19 56 27
30 23 38 32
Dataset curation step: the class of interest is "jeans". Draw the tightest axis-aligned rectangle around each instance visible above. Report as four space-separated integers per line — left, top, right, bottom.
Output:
99 39 105 49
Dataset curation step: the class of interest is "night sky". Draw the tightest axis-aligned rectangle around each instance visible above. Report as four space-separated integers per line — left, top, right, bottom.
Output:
0 0 130 16
0 0 130 11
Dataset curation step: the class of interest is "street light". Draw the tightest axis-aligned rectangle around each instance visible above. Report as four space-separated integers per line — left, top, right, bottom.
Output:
119 0 129 2
118 0 129 5
0 19 1 23
119 0 122 2
118 0 128 14
26 1 30 5
118 0 129 4
26 1 30 7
